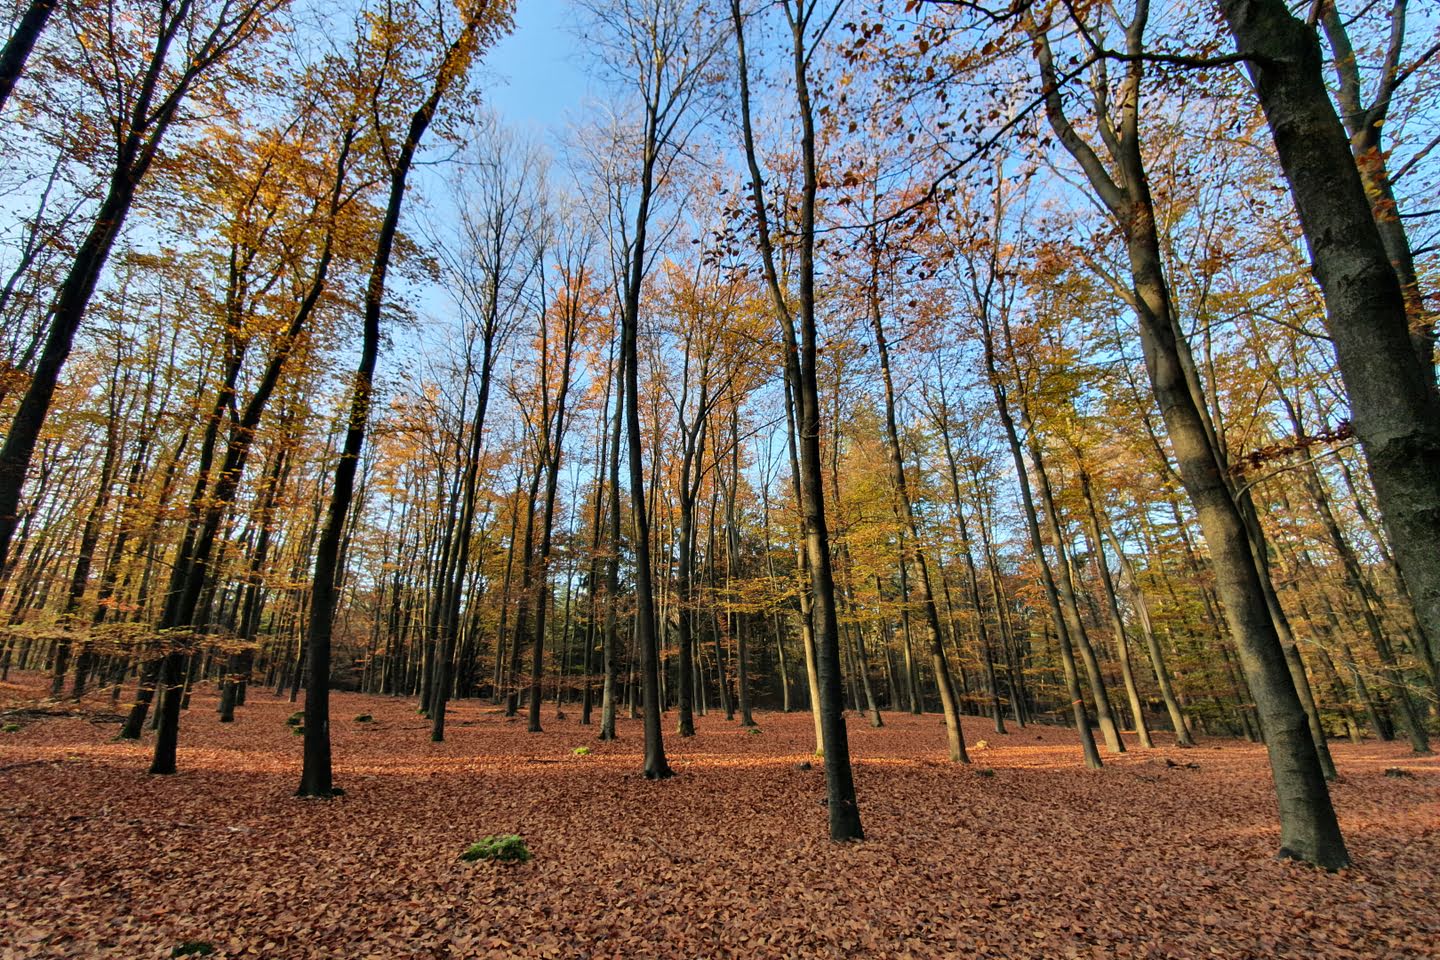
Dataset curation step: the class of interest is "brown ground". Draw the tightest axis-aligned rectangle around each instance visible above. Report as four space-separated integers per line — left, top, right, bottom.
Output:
1 670 1436 959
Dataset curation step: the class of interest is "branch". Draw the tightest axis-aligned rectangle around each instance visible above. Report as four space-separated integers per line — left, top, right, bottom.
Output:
1091 48 1271 69
1235 440 1358 498
1391 130 1440 182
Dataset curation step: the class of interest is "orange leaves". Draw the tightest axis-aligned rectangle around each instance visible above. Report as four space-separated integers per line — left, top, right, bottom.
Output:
1 670 1438 958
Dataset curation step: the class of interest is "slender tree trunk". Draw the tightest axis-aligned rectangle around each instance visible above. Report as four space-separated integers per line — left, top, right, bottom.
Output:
600 346 624 742
0 7 214 570
54 400 122 697
979 307 1100 768
220 443 289 722
1100 518 1192 745
865 256 965 761
933 411 1005 733
784 371 825 753
1006 335 1124 754
733 0 862 838
299 15 480 794
725 413 755 728
526 292 579 734
580 362 613 726
505 467 542 716
0 0 57 114
1079 469 1152 748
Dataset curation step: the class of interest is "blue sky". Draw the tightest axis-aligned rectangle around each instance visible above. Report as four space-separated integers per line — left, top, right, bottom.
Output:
396 0 594 367
481 0 591 134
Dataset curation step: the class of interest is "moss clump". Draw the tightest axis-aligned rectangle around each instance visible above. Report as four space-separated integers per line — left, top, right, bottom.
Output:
291 725 305 736
459 834 531 864
171 943 215 958
572 746 591 756
747 727 762 735
354 714 373 723
976 768 996 778
286 711 304 727
2 723 20 733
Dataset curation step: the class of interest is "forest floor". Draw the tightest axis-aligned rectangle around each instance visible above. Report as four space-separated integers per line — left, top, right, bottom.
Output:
1 671 1437 960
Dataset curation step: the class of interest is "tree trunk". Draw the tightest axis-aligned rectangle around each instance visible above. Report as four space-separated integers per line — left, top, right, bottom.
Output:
732 0 862 839
1079 469 1152 748
0 0 57 114
298 14 478 794
979 307 1100 769
1100 519 1192 745
865 254 965 761
1031 8 1345 866
1222 0 1440 700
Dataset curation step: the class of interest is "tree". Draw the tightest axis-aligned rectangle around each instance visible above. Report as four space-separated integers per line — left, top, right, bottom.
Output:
424 121 538 741
1027 0 1346 867
583 0 721 779
732 0 864 840
0 0 58 114
298 0 510 798
1221 0 1440 721
0 0 286 570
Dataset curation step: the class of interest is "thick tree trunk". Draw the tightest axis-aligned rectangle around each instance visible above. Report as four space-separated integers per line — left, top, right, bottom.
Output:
1030 8 1345 866
1222 0 1440 696
1317 4 1432 381
1128 220 1346 865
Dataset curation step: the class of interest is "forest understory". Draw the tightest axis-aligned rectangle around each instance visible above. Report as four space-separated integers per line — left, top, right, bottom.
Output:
1 671 1436 960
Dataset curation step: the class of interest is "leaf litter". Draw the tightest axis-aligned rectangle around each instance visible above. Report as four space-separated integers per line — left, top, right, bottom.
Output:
1 672 1436 959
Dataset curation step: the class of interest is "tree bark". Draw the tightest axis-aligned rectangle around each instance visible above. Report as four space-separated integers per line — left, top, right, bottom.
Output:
732 0 862 838
298 9 483 795
979 301 1101 769
1031 6 1345 866
1222 0 1440 702
1079 468 1153 748
865 247 966 760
